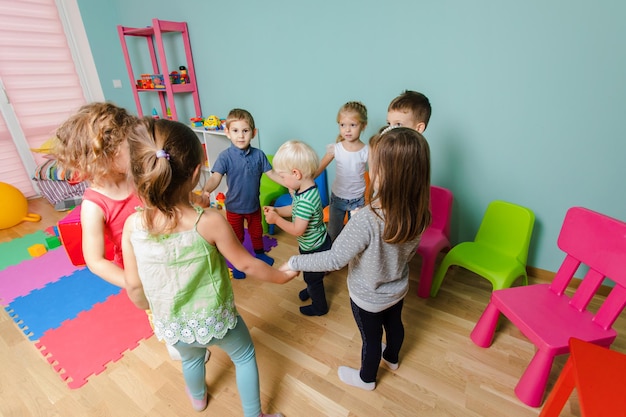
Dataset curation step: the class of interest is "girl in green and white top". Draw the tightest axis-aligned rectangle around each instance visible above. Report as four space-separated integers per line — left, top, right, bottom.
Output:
122 118 296 417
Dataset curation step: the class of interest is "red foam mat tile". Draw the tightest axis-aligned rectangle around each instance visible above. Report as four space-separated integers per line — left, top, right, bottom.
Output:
35 290 153 389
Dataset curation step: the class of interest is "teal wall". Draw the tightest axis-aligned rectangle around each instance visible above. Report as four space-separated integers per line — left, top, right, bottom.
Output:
77 0 626 274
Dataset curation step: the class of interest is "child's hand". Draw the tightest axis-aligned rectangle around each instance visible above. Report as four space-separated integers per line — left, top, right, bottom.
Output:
263 206 277 224
191 191 211 208
281 268 300 281
279 262 298 273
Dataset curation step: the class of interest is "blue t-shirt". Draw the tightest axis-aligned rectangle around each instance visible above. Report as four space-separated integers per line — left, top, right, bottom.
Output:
211 145 272 214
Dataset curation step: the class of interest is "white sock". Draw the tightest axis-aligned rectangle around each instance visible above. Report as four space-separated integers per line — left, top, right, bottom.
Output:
338 366 375 391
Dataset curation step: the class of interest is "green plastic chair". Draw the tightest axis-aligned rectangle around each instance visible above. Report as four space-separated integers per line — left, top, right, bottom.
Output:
430 200 535 297
259 155 287 233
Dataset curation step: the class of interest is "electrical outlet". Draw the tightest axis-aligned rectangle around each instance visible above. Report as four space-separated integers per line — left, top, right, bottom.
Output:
112 79 122 88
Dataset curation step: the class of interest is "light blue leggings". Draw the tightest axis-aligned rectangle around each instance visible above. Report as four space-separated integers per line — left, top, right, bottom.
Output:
173 317 261 417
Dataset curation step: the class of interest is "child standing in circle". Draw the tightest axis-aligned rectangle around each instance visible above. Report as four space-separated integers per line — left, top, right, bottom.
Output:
54 103 207 363
386 90 431 133
317 101 368 241
202 108 283 278
264 141 331 316
54 102 141 287
122 118 295 416
281 127 431 390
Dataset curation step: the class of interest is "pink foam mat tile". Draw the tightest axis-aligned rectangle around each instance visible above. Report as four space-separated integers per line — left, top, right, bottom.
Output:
35 290 153 389
0 248 79 305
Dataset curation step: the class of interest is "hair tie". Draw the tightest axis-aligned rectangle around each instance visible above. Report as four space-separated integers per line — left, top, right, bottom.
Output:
381 125 401 135
156 149 170 160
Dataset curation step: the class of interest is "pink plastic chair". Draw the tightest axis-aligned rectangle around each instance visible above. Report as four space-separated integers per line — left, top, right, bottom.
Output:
415 185 454 298
470 207 626 407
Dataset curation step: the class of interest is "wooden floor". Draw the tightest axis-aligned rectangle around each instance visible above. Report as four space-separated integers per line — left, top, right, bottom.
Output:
2 198 625 417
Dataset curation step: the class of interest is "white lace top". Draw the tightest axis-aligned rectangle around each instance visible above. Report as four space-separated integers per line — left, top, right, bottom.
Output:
130 207 238 345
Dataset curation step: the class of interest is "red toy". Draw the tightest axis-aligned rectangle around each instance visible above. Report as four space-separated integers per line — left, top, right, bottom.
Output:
179 65 190 84
57 206 114 266
215 192 225 209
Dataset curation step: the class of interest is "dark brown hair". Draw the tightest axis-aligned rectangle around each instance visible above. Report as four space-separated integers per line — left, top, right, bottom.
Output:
127 118 204 234
388 90 431 129
368 127 431 243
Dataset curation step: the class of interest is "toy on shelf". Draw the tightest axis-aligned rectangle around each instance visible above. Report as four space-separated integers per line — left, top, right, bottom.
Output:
0 182 42 229
169 71 181 84
179 65 190 84
151 74 165 89
190 117 204 127
118 19 202 121
215 192 225 209
139 73 153 89
204 115 221 130
136 74 165 89
151 108 160 119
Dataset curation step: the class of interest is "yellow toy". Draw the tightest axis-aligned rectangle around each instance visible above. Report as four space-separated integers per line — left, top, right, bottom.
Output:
0 182 41 229
28 243 47 257
204 115 221 130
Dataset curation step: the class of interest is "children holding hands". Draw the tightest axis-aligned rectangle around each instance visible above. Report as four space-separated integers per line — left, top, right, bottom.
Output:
122 118 295 416
52 89 432 413
202 108 283 278
53 102 141 288
264 141 332 316
317 101 369 241
281 127 432 391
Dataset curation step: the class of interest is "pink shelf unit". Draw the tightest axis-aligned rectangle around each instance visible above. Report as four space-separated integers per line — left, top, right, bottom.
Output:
117 19 202 121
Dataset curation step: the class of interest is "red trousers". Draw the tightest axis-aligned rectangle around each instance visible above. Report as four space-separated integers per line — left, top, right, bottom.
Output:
226 209 264 253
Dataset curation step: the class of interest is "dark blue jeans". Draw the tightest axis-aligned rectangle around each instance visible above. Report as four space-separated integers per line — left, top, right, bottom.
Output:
300 234 332 313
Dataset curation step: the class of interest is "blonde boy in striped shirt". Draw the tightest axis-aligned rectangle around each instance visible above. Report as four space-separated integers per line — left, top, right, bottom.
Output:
263 141 331 316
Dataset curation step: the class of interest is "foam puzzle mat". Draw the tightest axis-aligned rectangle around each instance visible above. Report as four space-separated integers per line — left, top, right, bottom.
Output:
0 232 153 389
0 229 279 389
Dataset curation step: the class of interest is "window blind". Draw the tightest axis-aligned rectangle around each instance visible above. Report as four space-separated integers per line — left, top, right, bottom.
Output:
0 0 86 196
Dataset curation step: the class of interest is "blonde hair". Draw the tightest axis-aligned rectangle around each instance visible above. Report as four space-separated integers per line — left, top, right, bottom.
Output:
225 108 255 131
368 127 431 244
53 102 137 183
336 101 368 143
127 118 204 235
272 140 319 179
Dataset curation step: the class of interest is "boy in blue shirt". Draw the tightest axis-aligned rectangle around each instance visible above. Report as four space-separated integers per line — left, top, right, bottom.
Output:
203 108 283 278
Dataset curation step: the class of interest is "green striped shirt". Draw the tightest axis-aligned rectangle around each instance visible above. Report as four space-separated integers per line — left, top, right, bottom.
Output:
292 185 327 251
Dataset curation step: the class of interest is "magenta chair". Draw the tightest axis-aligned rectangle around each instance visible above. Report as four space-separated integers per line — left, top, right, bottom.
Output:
470 207 626 407
415 185 454 298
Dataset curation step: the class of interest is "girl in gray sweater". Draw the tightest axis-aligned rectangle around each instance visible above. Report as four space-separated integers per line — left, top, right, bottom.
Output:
282 126 431 390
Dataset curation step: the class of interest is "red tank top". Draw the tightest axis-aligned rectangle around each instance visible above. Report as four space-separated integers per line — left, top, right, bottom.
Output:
82 188 142 267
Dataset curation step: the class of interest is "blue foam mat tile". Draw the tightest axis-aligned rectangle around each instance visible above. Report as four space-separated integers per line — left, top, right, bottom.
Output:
5 268 121 340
